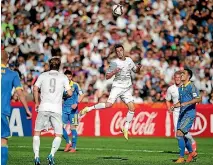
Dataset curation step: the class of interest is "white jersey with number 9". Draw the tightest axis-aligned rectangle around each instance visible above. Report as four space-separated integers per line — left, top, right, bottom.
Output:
34 70 71 115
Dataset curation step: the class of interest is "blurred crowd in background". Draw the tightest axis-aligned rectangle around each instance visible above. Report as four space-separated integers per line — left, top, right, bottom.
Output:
2 0 213 104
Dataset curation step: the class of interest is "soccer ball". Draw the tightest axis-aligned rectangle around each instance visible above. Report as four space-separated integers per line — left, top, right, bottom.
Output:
112 4 123 16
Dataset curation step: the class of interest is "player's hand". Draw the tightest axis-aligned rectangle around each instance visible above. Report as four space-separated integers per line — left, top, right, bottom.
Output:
136 64 142 69
114 68 121 74
71 104 78 109
170 106 175 112
26 109 32 119
35 103 39 112
180 102 187 107
168 108 173 114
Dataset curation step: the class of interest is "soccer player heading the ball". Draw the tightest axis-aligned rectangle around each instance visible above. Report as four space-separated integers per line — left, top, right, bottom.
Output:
80 44 142 140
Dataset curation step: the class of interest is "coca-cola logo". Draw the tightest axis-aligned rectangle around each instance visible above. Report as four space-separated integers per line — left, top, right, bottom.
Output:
110 111 158 135
190 112 207 136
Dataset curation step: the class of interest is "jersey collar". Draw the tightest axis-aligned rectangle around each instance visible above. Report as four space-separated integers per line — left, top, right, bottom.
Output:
69 80 74 86
183 81 191 87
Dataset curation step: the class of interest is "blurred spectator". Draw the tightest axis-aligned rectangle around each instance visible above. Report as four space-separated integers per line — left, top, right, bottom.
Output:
1 0 212 103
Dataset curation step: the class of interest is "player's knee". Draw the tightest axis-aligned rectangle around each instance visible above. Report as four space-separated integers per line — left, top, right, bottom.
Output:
127 102 135 111
34 131 41 136
176 130 184 137
106 102 112 108
55 134 62 137
1 138 8 146
70 125 77 130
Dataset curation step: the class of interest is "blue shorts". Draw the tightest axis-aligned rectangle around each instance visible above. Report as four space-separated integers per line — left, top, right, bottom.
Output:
177 110 196 134
1 114 11 139
62 109 79 126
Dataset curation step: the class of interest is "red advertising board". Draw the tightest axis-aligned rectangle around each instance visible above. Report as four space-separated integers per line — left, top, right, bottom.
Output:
31 103 213 137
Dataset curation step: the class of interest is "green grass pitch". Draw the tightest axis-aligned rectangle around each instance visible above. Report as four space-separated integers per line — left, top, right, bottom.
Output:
9 137 213 165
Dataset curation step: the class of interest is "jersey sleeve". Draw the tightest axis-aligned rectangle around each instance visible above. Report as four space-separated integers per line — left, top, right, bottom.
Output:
34 74 43 88
75 83 83 95
165 87 171 101
64 76 71 91
106 61 117 74
191 84 200 99
13 72 23 90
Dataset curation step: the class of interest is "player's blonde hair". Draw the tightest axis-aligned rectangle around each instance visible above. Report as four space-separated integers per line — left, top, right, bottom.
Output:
174 71 181 76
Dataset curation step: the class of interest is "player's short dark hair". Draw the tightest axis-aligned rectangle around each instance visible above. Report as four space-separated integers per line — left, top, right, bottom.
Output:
184 68 193 80
49 57 61 71
114 44 124 51
64 70 72 75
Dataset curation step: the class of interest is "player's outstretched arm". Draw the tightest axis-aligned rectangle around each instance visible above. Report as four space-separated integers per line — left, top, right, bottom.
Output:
106 68 121 79
181 97 202 107
66 89 73 97
33 85 40 110
166 101 172 113
16 89 32 119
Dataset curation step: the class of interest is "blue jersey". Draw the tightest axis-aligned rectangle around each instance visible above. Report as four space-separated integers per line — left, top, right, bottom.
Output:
178 81 200 113
63 81 83 113
1 64 22 116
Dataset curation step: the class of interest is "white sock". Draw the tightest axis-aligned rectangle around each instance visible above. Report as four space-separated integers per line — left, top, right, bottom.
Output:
88 103 106 112
50 137 62 157
124 111 135 130
33 136 40 159
185 132 195 143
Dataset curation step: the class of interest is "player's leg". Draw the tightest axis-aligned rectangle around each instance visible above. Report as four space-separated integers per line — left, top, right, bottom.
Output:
181 114 197 162
173 111 179 136
175 130 186 163
69 112 79 153
185 132 197 151
33 111 49 165
62 112 71 151
33 131 41 165
48 112 63 164
80 87 121 116
120 88 135 140
176 113 197 163
1 138 8 165
1 115 11 165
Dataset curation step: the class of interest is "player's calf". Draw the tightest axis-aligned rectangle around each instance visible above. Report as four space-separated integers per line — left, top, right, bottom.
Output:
80 102 112 116
1 138 9 165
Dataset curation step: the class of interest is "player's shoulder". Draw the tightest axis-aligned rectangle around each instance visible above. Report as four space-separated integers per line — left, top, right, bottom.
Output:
5 68 19 77
126 57 133 62
167 84 176 91
188 82 197 90
73 82 80 88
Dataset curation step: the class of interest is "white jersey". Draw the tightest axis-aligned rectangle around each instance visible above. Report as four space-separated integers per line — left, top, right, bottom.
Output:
165 84 180 112
108 57 137 88
35 70 71 115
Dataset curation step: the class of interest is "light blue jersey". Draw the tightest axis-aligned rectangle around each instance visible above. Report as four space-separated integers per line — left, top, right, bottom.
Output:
1 64 22 138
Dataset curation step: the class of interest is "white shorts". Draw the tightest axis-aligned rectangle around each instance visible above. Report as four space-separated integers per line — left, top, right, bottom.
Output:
173 110 180 132
107 86 134 104
35 111 62 135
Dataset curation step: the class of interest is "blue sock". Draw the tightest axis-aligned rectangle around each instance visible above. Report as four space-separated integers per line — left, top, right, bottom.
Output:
1 146 8 165
184 137 193 153
71 129 78 149
177 136 185 157
62 128 70 144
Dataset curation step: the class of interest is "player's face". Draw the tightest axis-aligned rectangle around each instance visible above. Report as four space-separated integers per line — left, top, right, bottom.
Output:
66 74 72 81
174 74 181 85
181 71 188 81
115 47 124 59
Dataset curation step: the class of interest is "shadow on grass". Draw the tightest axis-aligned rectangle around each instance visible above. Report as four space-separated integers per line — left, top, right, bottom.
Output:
98 156 128 161
161 151 179 154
